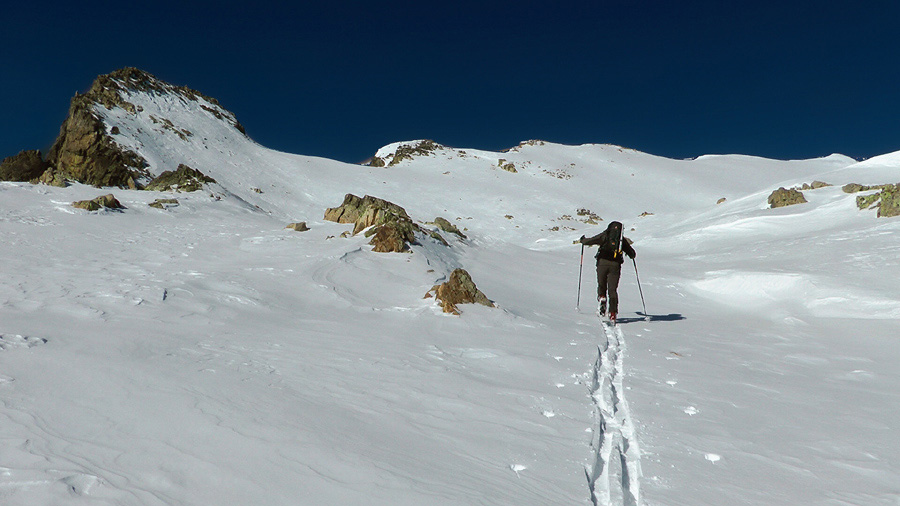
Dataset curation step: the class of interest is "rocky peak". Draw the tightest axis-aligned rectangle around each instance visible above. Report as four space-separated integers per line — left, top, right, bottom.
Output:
38 67 245 188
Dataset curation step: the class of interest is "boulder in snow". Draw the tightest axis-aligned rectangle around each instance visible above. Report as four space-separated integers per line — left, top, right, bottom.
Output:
72 194 125 212
285 222 310 232
767 187 807 208
427 268 494 315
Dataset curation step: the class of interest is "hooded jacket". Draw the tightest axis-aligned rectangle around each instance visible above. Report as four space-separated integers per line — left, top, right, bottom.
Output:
581 221 636 264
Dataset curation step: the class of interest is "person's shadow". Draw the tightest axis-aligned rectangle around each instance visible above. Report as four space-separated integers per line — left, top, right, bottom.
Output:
616 312 686 324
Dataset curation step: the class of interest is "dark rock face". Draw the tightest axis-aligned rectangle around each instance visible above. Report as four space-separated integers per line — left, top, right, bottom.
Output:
144 164 216 192
427 268 494 315
0 150 48 181
46 83 147 189
768 187 807 208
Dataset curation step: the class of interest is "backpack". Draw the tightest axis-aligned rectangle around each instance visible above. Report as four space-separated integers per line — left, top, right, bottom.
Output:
596 222 624 259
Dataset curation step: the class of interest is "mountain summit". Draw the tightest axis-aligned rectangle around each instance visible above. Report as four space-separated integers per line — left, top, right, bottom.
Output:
40 67 246 188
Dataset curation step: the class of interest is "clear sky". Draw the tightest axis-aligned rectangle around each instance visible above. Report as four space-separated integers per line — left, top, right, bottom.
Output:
3 0 900 164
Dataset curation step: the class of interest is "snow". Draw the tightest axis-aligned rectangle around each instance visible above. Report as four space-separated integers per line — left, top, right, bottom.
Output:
2 91 900 505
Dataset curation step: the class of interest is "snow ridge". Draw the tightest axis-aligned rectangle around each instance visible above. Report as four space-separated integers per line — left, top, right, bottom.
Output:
585 321 642 506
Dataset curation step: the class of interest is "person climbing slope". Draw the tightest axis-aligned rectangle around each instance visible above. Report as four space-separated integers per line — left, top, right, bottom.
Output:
580 221 636 323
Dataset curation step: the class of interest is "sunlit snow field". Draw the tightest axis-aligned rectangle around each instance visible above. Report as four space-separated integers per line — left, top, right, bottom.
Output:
2 88 899 506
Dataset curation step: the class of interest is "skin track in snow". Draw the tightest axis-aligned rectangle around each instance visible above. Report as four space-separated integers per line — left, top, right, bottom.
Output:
585 318 642 506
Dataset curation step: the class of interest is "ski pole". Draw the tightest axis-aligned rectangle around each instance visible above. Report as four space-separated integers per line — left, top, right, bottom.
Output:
576 242 585 310
633 257 647 316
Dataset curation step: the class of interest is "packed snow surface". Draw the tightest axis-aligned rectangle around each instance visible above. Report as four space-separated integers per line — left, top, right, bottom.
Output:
2 94 899 505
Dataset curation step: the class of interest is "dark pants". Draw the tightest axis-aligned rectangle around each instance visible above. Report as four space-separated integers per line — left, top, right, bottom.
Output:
596 258 622 313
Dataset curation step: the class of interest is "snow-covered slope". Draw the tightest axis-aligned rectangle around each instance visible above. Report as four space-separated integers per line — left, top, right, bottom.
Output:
2 76 900 505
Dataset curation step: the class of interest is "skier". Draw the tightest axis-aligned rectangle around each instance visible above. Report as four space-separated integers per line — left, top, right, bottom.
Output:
579 221 636 323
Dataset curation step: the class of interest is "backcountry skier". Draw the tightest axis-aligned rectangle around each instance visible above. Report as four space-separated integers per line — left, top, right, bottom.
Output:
579 221 635 323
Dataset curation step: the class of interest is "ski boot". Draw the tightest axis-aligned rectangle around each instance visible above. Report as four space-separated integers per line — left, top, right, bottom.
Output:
609 312 617 325
597 297 607 318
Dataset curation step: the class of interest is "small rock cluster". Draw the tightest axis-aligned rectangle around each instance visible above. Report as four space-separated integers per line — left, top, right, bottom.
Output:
767 181 832 209
497 159 518 173
325 194 492 314
144 164 217 192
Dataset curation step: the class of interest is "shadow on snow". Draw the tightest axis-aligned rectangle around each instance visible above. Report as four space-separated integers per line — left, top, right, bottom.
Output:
616 312 686 324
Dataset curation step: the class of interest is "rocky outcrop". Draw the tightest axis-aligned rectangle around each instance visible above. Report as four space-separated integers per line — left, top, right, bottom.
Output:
369 140 444 167
45 75 148 188
851 183 900 218
768 187 807 208
324 194 418 252
0 150 49 181
144 164 216 192
72 194 125 211
503 139 547 152
325 194 411 234
497 159 518 173
40 67 244 189
433 217 466 239
426 269 494 315
324 194 447 252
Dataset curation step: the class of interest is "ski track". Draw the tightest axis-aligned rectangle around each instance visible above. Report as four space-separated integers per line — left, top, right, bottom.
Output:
585 321 642 506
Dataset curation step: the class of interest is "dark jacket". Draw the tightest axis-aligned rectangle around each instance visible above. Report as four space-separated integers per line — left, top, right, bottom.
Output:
581 221 635 264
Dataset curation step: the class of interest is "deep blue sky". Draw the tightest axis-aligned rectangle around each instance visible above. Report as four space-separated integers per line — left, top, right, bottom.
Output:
3 0 900 163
